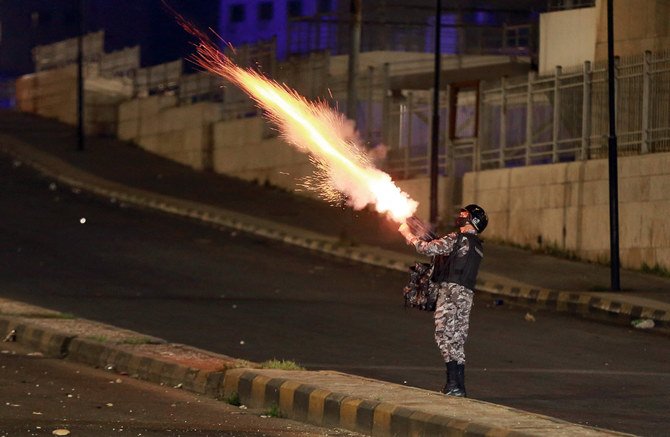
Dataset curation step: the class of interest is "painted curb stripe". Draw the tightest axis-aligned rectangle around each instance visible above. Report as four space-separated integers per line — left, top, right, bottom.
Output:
339 397 363 430
307 388 331 424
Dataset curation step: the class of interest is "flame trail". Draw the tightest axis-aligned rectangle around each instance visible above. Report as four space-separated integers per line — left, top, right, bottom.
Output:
181 21 418 223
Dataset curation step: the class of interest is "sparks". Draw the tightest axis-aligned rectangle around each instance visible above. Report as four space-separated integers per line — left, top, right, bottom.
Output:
181 20 418 223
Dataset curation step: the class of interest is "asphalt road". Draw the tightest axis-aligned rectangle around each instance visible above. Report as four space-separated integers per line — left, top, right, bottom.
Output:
2 155 670 436
0 342 363 436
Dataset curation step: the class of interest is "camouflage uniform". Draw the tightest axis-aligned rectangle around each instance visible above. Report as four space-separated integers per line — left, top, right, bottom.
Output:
411 232 476 365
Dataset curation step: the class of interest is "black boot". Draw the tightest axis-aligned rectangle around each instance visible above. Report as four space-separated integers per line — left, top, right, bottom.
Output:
456 363 467 398
442 361 464 397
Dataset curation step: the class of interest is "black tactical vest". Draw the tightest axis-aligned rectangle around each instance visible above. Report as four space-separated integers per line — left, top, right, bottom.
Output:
430 233 483 289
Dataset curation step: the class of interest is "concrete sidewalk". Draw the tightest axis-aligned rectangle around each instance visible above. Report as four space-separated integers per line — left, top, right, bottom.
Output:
0 109 668 334
0 298 629 436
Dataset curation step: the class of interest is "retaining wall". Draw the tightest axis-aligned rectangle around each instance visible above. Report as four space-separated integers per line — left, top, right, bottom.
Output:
118 96 223 170
15 64 132 137
211 117 314 188
464 152 670 270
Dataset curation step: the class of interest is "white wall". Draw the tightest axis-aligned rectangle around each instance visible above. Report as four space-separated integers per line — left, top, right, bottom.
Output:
539 4 599 74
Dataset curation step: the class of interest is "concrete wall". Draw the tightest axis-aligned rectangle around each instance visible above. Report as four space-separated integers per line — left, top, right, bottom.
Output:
595 0 670 59
15 65 131 136
538 0 670 70
118 96 223 170
395 177 452 224
539 5 599 74
463 152 670 270
211 115 456 222
212 117 314 189
328 51 434 77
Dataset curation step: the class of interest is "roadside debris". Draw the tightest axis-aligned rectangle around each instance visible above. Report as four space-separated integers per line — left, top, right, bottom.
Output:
52 429 70 436
524 312 536 322
631 319 655 329
493 299 504 306
3 329 16 342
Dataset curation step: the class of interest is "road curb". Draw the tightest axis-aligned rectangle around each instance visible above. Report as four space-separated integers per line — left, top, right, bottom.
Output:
1 310 629 436
0 317 74 358
66 337 227 397
1 141 668 334
221 369 499 436
474 279 670 332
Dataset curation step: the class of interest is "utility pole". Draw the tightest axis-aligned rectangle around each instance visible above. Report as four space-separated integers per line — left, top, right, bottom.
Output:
76 0 85 151
607 0 620 290
346 0 361 122
429 0 442 226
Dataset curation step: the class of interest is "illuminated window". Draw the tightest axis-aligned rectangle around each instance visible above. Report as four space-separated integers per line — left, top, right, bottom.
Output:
288 1 303 17
258 2 273 21
230 4 245 23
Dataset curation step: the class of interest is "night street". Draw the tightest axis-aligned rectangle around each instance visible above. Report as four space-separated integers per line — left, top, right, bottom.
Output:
1 155 669 436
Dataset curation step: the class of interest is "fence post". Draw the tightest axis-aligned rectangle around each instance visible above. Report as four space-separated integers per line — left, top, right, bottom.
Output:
525 70 536 165
552 65 562 163
428 89 434 175
641 50 651 154
405 92 414 179
367 66 374 144
445 83 453 177
381 63 391 147
581 60 592 160
475 81 483 171
499 76 506 168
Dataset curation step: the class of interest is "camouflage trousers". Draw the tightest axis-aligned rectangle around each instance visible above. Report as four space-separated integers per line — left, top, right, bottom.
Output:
433 282 474 364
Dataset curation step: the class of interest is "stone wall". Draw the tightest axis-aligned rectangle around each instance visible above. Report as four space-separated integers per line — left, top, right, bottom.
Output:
15 64 131 136
595 0 670 59
463 152 670 270
118 96 223 170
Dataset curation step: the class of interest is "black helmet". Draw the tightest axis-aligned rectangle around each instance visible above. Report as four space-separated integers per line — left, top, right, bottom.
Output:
462 204 488 233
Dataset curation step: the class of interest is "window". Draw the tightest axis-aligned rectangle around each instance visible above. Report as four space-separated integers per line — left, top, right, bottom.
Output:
287 1 303 17
258 2 273 21
230 4 245 23
317 0 332 13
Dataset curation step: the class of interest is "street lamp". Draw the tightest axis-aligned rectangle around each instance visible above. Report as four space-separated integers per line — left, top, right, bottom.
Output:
429 0 442 226
606 0 620 290
77 0 85 151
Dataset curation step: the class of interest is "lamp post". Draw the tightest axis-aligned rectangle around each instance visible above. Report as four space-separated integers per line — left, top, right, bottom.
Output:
429 0 442 226
346 0 361 122
76 0 85 151
606 0 620 290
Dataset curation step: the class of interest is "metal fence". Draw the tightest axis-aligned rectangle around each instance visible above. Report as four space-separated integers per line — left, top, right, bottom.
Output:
100 46 140 78
382 90 449 179
547 0 596 11
32 31 105 72
476 50 670 171
288 14 536 59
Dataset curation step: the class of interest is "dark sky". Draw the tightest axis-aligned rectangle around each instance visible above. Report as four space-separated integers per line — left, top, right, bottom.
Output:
0 0 220 76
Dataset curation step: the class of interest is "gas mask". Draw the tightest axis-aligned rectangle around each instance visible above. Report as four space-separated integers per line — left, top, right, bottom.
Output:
454 210 470 229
